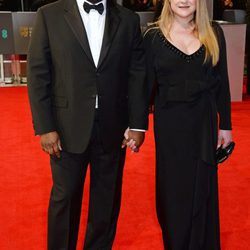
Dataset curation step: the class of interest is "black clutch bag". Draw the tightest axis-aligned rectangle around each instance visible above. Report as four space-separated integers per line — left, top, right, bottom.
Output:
216 141 235 164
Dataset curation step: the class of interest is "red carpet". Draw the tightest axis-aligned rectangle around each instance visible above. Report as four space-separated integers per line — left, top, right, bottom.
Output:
0 87 249 250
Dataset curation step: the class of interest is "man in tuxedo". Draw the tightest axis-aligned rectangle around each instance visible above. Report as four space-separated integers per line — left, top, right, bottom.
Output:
27 0 148 249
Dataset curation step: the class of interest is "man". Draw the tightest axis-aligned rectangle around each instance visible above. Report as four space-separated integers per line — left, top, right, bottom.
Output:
27 0 148 249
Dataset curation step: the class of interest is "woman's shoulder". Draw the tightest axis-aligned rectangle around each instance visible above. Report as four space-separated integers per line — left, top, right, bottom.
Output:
210 21 226 48
143 26 160 43
211 21 224 38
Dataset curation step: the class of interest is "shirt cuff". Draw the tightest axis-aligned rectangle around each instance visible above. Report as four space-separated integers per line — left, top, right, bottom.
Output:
130 128 146 132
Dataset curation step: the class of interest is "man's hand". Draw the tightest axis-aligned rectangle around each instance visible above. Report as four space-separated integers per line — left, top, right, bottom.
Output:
217 129 232 149
40 131 62 158
122 128 145 153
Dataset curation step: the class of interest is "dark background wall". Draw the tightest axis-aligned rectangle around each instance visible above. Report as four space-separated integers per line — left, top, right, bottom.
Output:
0 0 58 11
0 0 22 11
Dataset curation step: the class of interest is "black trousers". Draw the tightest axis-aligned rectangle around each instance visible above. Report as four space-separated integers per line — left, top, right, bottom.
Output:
48 115 126 250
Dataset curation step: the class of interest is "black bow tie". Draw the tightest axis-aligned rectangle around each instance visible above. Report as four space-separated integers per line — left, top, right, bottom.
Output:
83 2 104 15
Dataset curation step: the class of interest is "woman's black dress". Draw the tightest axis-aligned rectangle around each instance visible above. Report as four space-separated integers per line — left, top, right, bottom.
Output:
144 23 232 250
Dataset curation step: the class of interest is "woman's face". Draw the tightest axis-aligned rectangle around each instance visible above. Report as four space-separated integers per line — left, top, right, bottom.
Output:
170 0 197 20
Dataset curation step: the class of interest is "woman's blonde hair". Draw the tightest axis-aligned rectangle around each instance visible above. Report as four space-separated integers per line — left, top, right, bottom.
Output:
156 0 219 65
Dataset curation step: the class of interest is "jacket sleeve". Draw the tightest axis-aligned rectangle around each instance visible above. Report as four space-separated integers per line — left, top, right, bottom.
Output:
143 28 156 105
214 23 232 130
127 14 148 130
27 8 56 135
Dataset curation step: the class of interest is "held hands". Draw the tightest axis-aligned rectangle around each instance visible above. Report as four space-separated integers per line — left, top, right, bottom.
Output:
40 131 62 158
217 129 232 149
122 128 145 153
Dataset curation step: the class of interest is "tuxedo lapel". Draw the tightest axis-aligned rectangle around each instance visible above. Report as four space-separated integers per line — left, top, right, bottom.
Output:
97 5 121 69
63 0 95 66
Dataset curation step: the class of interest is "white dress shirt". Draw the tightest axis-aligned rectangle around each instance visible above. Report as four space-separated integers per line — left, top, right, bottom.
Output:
76 0 106 108
76 0 106 67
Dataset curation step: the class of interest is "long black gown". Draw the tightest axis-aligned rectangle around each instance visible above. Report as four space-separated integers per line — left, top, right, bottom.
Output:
144 23 232 250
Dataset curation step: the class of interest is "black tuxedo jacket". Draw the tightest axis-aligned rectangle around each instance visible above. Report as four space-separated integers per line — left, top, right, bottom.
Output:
27 0 148 153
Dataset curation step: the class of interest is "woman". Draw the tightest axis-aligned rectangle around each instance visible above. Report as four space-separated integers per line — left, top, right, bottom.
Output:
144 0 232 249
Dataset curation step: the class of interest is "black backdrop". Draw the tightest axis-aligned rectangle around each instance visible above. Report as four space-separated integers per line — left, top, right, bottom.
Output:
0 0 22 11
0 0 58 11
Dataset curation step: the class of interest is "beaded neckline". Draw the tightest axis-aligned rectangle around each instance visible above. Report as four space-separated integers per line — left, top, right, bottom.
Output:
157 29 205 62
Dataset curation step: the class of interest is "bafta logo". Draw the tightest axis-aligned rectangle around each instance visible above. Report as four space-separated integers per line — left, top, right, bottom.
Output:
20 26 32 38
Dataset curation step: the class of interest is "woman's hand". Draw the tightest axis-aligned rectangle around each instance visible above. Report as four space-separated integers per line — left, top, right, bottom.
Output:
217 129 232 149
